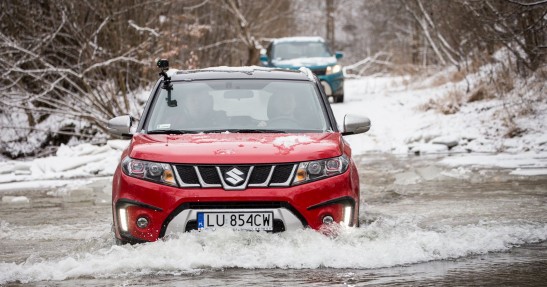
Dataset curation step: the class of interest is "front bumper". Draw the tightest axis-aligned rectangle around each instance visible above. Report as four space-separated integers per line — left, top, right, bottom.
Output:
112 168 359 243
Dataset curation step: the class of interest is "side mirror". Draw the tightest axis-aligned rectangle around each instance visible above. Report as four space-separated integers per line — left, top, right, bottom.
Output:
335 51 344 60
341 114 370 135
108 115 134 137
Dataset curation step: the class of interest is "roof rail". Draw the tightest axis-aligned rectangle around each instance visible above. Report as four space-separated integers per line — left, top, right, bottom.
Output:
298 67 315 81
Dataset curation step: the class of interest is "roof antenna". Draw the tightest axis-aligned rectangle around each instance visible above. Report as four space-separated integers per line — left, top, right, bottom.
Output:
157 59 177 107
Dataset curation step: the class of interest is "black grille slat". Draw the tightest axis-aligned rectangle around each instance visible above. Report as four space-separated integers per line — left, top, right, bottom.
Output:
198 166 221 184
249 166 271 184
176 166 199 184
270 164 294 184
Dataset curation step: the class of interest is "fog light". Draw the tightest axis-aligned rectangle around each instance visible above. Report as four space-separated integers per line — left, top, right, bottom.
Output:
343 206 352 227
119 208 128 232
136 217 149 229
322 215 334 225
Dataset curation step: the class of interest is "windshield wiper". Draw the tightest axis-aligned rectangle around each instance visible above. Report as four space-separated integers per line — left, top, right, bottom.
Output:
146 129 199 135
201 129 287 134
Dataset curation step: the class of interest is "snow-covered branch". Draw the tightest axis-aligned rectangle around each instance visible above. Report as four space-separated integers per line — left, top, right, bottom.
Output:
198 38 241 51
128 20 160 37
344 52 394 77
82 56 147 75
507 0 547 6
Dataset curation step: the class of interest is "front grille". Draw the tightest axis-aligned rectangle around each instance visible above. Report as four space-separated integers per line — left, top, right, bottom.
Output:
174 163 296 190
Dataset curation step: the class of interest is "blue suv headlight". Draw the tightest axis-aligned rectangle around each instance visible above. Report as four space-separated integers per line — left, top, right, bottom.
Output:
326 64 342 75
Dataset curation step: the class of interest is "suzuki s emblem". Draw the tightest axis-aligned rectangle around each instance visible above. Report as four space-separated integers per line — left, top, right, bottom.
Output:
225 168 245 186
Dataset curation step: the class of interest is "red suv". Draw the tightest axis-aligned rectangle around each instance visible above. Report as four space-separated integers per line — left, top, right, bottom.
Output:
108 63 370 244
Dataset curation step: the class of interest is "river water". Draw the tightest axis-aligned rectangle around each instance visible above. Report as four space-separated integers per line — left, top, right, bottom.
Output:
1 154 546 286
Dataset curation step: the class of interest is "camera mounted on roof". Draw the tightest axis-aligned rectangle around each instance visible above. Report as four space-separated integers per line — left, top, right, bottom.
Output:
157 59 169 72
156 58 177 107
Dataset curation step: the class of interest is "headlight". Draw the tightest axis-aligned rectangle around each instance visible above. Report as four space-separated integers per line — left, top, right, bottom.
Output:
326 64 342 75
121 156 177 186
293 155 349 185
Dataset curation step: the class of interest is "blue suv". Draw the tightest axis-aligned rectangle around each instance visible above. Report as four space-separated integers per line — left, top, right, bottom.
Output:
260 37 345 103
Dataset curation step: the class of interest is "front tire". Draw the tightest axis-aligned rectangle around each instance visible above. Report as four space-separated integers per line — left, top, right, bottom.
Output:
333 94 344 103
115 237 128 245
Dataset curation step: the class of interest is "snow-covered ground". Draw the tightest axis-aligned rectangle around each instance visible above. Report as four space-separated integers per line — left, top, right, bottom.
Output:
1 59 546 184
333 73 547 155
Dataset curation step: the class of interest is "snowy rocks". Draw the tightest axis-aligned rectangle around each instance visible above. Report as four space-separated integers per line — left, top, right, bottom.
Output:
406 135 461 155
408 143 448 155
0 162 32 176
1 196 30 207
431 136 459 149
0 163 15 175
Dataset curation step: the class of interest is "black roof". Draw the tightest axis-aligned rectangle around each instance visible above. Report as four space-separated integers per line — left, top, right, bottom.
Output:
170 66 313 81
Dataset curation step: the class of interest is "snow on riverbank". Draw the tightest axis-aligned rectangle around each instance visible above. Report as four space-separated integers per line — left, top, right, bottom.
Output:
332 71 547 155
0 140 127 185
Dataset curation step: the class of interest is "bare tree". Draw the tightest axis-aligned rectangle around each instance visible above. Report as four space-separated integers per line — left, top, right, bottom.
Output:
0 0 295 158
460 0 547 72
326 0 335 49
178 0 293 67
341 0 545 73
0 1 165 157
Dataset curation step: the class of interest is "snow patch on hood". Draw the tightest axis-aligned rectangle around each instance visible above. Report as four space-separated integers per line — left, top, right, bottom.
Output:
272 135 314 149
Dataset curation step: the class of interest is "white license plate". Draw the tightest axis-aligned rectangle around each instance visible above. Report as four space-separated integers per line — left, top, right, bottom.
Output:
197 211 274 231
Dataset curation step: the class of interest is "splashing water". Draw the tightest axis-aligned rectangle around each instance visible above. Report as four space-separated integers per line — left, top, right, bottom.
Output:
1 216 545 284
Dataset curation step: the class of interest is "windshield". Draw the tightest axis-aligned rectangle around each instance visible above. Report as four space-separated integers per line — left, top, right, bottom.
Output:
272 42 332 60
145 79 330 133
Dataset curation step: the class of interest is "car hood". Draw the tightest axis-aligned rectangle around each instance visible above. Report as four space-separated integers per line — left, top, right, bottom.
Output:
127 133 344 164
272 57 337 69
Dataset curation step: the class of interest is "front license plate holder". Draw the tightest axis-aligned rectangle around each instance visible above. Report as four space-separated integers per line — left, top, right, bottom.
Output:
197 211 274 231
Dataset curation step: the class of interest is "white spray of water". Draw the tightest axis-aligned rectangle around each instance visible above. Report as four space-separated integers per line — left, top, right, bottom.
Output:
1 216 546 284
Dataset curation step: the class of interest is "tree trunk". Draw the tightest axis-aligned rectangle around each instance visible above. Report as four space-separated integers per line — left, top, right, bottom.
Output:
326 0 335 49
